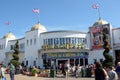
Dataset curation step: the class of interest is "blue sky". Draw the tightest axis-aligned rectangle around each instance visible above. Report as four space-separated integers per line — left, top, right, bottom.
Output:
0 0 120 38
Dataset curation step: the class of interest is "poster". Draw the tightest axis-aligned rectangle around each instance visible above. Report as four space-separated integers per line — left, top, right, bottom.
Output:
89 24 111 50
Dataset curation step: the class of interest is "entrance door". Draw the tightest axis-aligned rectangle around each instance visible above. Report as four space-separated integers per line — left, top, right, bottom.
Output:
58 60 67 65
57 59 68 69
115 50 120 65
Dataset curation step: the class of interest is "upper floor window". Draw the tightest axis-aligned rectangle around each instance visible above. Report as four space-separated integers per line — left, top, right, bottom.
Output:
48 39 51 45
3 44 5 49
44 39 48 45
34 38 36 45
0 44 5 49
19 43 25 50
30 39 32 45
51 38 53 45
78 38 83 44
72 38 76 44
67 38 71 44
60 38 64 45
27 40 29 46
48 38 53 45
54 38 59 44
10 45 14 50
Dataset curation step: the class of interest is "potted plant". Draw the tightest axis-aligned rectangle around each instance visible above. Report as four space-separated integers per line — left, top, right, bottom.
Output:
31 68 39 77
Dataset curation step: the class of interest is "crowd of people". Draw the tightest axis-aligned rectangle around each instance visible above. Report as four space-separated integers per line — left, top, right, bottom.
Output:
95 62 120 80
59 62 95 77
58 61 120 80
0 61 120 80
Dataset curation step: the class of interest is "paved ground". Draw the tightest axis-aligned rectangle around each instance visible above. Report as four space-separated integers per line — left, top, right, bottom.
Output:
5 74 94 80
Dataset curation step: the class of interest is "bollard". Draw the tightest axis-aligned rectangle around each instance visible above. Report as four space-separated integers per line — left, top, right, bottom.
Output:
66 71 68 78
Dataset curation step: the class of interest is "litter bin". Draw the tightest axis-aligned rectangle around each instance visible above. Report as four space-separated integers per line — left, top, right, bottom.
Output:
50 69 56 77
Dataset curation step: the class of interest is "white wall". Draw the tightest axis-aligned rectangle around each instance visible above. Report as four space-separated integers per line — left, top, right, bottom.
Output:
0 38 6 63
25 30 46 67
88 50 104 64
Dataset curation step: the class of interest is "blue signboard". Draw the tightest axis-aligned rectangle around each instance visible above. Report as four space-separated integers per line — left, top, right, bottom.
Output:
46 52 89 59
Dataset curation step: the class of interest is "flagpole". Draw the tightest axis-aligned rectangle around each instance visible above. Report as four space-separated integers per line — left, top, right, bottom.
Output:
32 8 40 23
92 4 101 19
38 13 40 23
97 7 101 19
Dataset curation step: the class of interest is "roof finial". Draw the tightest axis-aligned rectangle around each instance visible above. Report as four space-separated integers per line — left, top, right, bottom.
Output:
9 31 11 33
99 17 101 20
37 21 40 24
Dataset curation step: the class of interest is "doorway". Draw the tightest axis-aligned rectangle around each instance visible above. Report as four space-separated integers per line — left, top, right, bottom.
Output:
57 59 68 69
115 50 120 65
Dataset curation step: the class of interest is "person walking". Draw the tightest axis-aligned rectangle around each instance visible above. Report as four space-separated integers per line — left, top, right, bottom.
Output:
95 62 109 80
116 62 120 80
0 64 6 80
9 63 15 80
106 66 118 80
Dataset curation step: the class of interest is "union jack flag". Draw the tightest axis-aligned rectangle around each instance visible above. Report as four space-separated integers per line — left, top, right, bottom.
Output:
92 4 99 9
32 8 40 13
5 21 11 25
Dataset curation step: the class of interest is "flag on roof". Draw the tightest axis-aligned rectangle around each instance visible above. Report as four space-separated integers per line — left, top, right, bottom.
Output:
92 4 99 9
5 21 11 25
32 8 40 13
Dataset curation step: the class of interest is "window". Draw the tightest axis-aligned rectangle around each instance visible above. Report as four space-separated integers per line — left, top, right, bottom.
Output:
34 38 36 45
27 40 29 46
60 38 64 45
19 43 25 50
26 60 28 66
54 38 59 44
1 45 3 49
33 60 36 66
51 38 53 45
46 39 48 45
30 39 32 45
94 59 97 64
48 38 53 45
0 45 1 49
85 58 88 66
48 39 51 45
63 38 65 44
3 44 5 49
66 38 70 44
72 38 75 44
84 38 87 44
80 58 83 66
100 58 103 63
43 39 45 45
43 39 47 45
78 38 82 44
10 45 14 50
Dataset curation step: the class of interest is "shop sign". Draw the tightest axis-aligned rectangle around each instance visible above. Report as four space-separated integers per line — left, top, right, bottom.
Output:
46 52 88 59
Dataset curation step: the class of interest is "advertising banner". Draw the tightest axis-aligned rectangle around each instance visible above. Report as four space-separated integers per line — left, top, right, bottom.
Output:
89 24 111 50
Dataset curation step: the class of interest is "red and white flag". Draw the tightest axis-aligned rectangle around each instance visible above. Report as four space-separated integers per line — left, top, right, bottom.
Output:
5 21 11 25
32 8 40 13
92 4 99 9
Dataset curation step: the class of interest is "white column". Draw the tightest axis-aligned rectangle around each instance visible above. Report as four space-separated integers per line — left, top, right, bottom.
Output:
74 58 76 66
83 58 85 66
56 59 58 66
68 59 70 65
